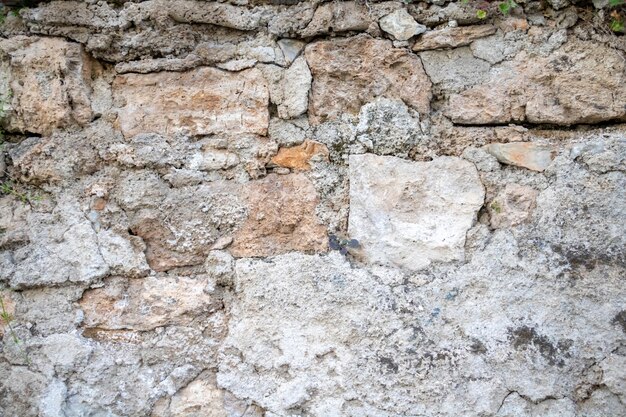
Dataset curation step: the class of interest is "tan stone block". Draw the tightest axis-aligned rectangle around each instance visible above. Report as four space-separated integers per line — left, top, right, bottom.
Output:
412 25 496 51
113 67 269 138
2 37 93 135
445 40 626 126
80 276 222 331
306 34 431 124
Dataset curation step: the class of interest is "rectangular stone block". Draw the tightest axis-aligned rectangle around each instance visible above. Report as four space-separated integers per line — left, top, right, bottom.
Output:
348 154 485 270
113 67 269 138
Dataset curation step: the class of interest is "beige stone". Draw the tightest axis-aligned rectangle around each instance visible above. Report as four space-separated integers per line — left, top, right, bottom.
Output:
379 9 426 41
445 40 626 126
306 35 432 124
412 25 496 51
489 184 539 229
2 37 92 135
300 1 372 37
485 142 555 172
80 276 222 331
271 141 329 171
167 374 226 417
113 67 269 138
230 174 327 257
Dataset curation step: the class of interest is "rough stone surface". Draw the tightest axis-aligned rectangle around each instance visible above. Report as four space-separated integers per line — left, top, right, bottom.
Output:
230 174 327 258
412 25 497 51
1 36 92 135
488 183 539 229
348 154 485 270
271 140 329 171
113 67 269 138
1 2 626 417
445 39 626 126
306 35 432 124
80 276 221 331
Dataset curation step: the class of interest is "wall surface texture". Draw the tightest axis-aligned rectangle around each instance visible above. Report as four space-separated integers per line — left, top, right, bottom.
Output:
0 1 625 416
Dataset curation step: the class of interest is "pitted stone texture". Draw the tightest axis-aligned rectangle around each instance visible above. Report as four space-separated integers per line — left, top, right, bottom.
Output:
1 197 110 288
113 67 269 138
80 276 222 332
355 98 426 157
1 36 92 135
412 25 496 51
489 184 539 229
420 47 491 94
127 181 246 272
348 154 484 270
306 34 432 124
152 371 227 417
230 174 327 257
300 1 372 37
445 39 626 126
218 241 626 417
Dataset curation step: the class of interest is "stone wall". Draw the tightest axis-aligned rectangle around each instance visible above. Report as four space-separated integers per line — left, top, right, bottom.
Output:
0 1 625 416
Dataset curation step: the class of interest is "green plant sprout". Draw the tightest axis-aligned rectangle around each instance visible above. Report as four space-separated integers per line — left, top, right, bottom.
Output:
498 0 518 15
0 291 30 364
0 180 43 206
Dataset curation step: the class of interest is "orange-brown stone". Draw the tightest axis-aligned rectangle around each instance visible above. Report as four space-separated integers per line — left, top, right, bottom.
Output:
271 141 329 171
230 173 327 257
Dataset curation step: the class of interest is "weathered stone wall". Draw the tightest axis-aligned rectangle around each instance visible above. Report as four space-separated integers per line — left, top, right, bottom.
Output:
0 1 624 416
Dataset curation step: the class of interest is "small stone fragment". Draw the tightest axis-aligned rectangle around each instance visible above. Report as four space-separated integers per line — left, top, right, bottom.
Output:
485 142 555 172
277 56 311 119
271 141 329 171
278 38 306 65
379 9 426 41
489 184 539 229
412 25 497 51
205 250 235 288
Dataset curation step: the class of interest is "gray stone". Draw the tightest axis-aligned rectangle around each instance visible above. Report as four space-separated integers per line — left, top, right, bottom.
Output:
420 47 491 93
348 153 485 270
355 98 425 157
379 9 426 41
546 0 571 10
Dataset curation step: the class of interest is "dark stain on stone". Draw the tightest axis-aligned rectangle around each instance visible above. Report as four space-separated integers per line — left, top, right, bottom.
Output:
611 311 626 334
379 356 399 373
470 338 487 355
509 325 572 367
